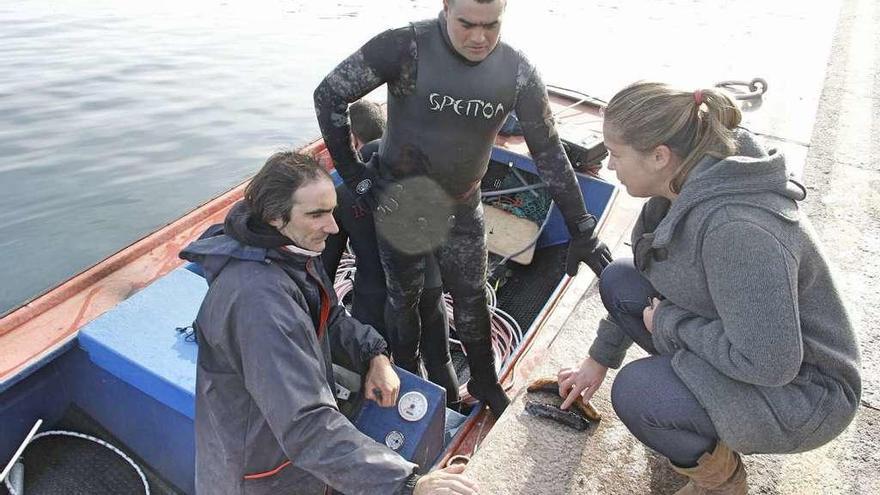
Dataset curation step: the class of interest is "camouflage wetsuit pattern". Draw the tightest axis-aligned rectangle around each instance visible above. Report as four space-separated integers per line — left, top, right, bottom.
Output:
315 13 590 404
322 142 460 403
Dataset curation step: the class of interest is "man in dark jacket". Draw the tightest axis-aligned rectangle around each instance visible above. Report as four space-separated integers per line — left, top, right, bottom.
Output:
314 0 612 417
181 151 478 495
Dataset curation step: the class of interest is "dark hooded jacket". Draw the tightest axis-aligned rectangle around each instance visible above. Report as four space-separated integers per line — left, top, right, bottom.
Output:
589 131 861 454
180 202 416 495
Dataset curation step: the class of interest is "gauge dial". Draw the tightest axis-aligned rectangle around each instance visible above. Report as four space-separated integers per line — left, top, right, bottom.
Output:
385 430 405 451
397 391 428 422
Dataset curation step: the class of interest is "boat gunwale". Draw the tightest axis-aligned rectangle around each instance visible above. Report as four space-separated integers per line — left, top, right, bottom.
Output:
0 140 326 385
1 94 613 470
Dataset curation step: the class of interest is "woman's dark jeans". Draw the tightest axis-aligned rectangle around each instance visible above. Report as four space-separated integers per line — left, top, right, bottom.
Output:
600 258 720 467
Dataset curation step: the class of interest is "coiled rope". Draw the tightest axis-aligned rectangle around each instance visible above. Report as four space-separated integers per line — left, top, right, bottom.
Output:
332 251 523 405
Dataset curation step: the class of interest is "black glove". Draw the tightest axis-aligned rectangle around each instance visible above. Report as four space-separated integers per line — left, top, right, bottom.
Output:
565 215 612 277
374 182 404 219
343 155 401 217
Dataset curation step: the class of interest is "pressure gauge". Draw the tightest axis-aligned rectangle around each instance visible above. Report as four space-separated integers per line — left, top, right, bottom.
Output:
385 430 405 451
397 391 428 422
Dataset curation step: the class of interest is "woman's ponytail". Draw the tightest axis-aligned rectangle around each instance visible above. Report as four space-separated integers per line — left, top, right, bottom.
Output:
604 82 742 194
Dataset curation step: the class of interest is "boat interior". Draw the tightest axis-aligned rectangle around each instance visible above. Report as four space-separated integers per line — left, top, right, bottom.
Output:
0 89 617 495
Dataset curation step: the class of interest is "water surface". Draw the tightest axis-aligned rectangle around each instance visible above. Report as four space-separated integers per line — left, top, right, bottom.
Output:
0 0 839 315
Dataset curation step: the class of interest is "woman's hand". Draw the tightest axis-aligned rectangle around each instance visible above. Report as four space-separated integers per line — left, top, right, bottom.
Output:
557 357 608 410
414 464 479 495
364 354 400 407
643 297 661 333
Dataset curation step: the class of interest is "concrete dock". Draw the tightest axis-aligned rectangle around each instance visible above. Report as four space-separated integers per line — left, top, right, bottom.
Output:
465 0 880 492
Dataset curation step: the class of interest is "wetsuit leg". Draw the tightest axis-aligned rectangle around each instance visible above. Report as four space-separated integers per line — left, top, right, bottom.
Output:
419 254 460 405
351 288 388 340
435 204 490 344
376 233 427 375
436 203 509 416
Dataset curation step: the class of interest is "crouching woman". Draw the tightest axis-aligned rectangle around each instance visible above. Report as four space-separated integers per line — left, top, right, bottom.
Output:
558 82 861 494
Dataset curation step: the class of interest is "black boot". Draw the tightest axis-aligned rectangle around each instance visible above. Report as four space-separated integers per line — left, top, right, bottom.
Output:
387 308 423 377
462 340 510 417
425 359 461 408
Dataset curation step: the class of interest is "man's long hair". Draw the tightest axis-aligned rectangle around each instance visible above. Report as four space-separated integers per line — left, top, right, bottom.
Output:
245 151 331 226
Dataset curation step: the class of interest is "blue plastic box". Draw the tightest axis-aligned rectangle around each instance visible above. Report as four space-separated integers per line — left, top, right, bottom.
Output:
353 367 447 469
488 146 616 248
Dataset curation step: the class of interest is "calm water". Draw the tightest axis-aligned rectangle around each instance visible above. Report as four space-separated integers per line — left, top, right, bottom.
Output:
0 0 837 315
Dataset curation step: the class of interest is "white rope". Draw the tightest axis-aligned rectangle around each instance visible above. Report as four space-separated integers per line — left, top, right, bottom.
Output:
333 251 358 302
332 248 524 405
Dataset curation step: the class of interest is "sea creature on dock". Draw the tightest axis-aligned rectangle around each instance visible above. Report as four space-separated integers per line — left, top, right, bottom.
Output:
524 377 601 431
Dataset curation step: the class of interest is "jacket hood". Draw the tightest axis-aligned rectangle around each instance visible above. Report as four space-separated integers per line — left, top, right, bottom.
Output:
179 201 300 282
651 129 806 248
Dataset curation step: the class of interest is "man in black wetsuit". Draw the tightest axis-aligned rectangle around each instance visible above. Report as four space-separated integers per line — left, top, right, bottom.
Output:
322 100 386 334
322 100 461 406
314 0 611 417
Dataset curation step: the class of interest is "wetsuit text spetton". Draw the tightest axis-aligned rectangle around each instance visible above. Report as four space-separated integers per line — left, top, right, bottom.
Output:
427 93 506 119
314 2 611 417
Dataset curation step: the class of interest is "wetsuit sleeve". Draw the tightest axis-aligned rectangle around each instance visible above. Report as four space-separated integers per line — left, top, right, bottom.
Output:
652 221 803 386
314 27 416 187
321 221 389 373
321 223 348 280
323 183 358 277
513 58 590 230
232 285 414 494
327 303 389 374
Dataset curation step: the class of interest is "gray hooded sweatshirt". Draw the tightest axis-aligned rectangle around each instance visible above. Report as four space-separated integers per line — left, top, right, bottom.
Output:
589 131 861 454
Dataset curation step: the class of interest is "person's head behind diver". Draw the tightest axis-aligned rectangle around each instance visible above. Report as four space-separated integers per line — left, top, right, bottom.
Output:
349 99 386 150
